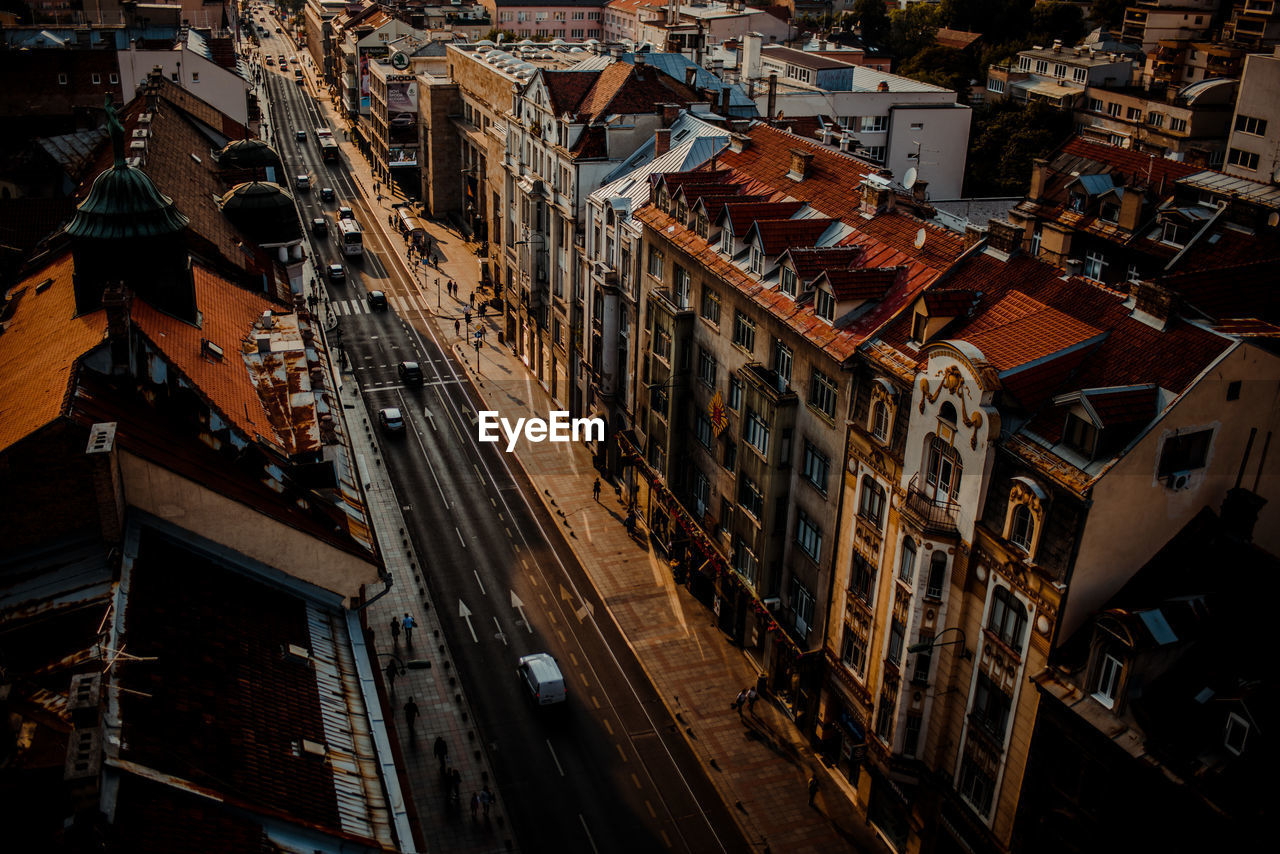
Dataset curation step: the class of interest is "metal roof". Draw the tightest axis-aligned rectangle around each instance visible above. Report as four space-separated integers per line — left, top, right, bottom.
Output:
1180 170 1280 209
36 127 110 178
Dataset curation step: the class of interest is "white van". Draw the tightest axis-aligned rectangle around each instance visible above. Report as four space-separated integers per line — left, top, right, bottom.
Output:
517 653 566 705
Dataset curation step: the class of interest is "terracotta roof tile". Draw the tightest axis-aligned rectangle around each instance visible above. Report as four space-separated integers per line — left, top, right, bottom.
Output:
785 246 862 282
962 293 1105 372
541 70 598 117
719 201 805 234
1084 385 1159 427
749 217 836 256
923 288 980 316
822 266 900 301
0 255 107 452
572 63 699 122
1060 137 1201 189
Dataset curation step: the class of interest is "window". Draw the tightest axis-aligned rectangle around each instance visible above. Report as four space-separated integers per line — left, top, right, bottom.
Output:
109 73 119 84
960 756 995 816
972 672 1012 740
858 477 886 528
860 115 887 133
190 71 199 83
697 348 716 387
749 243 764 275
796 510 822 562
1009 504 1034 553
841 622 868 675
791 576 815 638
779 265 797 297
1072 67 1087 84
1086 97 1103 113
647 244 664 277
732 311 755 353
1083 250 1108 280
1099 202 1119 223
987 587 1027 652
1158 429 1212 477
692 468 710 517
1053 63 1066 79
1093 652 1123 708
700 287 720 324
898 538 917 583
925 552 947 599
91 73 101 85
1019 56 1031 72
773 342 792 388
987 77 1005 94
1225 712 1249 756
696 413 713 450
1235 114 1268 136
1227 380 1242 401
1063 413 1097 458
1126 106 1142 120
739 478 763 520
815 288 834 322
802 442 829 492
862 146 886 163
911 311 928 342
911 633 932 684
1170 117 1187 133
1227 148 1260 171
809 370 838 419
925 436 962 499
887 616 906 663
1147 111 1164 128
733 537 759 586
1034 59 1048 75
903 713 923 757
720 224 733 255
58 73 68 85
728 375 742 410
872 400 890 441
672 264 691 308
744 409 770 455
850 553 875 605
652 325 671 362
1107 102 1122 117
875 685 897 742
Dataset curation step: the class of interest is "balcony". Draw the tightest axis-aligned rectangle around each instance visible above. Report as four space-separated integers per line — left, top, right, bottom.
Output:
1244 0 1274 15
902 475 960 536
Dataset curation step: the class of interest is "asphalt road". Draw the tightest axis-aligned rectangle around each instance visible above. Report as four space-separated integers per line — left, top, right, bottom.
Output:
255 28 751 854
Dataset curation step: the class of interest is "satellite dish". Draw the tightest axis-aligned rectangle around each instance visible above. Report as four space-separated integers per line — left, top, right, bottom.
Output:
1269 211 1280 228
914 228 927 250
903 167 918 190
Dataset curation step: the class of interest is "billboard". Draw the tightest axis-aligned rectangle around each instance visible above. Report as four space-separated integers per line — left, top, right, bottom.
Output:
387 79 418 115
389 147 417 168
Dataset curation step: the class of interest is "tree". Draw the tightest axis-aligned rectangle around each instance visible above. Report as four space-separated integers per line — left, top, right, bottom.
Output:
1090 0 1129 29
897 46 978 101
853 0 890 47
965 100 1074 196
1032 2 1086 47
888 2 940 63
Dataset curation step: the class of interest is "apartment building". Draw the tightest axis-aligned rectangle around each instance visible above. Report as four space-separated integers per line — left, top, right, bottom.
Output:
986 42 1136 108
1146 39 1244 87
1076 76 1238 163
1121 0 1218 51
1224 46 1280 180
481 0 606 40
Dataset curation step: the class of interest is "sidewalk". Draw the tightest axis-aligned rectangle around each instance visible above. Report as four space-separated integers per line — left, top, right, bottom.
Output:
317 87 885 854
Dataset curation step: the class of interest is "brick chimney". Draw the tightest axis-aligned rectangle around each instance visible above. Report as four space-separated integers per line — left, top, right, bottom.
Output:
1028 158 1049 202
1129 279 1178 330
1118 184 1144 232
787 148 814 181
655 128 671 156
986 219 1022 255
860 173 895 216
660 102 681 128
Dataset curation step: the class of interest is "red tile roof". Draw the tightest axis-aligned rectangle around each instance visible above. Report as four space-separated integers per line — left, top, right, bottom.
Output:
749 217 836 256
719 200 806 234
1060 137 1201 189
822 266 900 301
1083 385 1159 428
923 288 980 316
555 63 700 123
786 246 862 282
542 70 598 117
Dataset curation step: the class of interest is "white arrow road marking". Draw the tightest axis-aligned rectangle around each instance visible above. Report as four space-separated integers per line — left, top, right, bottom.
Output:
511 590 533 633
459 600 478 643
423 406 437 431
561 583 594 622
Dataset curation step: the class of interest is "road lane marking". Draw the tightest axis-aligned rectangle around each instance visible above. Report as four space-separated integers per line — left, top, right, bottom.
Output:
579 674 590 689
455 526 465 547
602 719 613 736
569 652 579 667
579 816 599 854
547 740 564 776
473 569 487 595
492 616 506 645
615 744 627 763
631 773 642 790
591 694 600 709
645 800 656 819
511 591 532 633
458 600 477 643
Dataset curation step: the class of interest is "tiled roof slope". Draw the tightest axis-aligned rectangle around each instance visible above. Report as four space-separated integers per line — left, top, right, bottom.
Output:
542 70 598 117
119 530 344 837
0 255 107 452
750 217 836 255
574 62 700 122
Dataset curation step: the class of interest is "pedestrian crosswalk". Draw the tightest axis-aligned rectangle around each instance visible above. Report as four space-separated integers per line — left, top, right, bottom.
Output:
329 293 431 316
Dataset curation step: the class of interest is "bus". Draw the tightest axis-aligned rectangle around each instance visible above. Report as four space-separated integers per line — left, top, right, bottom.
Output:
337 218 363 257
315 127 339 163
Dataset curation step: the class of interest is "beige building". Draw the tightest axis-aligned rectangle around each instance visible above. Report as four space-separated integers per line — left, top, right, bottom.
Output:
1224 45 1280 179
1076 76 1238 163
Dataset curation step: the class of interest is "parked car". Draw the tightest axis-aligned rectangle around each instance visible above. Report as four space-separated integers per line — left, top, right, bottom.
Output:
397 361 424 386
320 187 336 203
275 27 281 33
378 408 405 433
327 263 345 283
367 290 388 311
310 217 328 236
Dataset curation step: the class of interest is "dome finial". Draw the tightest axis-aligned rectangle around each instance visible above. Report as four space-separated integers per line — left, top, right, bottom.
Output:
105 96 125 168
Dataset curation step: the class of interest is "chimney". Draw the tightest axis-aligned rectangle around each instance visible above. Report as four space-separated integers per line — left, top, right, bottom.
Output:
1118 184 1144 232
964 223 987 249
655 128 671 156
912 178 929 204
1064 257 1083 276
860 173 894 216
767 72 778 118
986 218 1022 256
876 80 889 92
1129 279 1178 329
787 148 814 181
101 284 133 376
660 102 681 127
719 86 732 114
685 67 697 87
1220 487 1266 542
85 423 124 546
743 32 762 81
1028 158 1049 202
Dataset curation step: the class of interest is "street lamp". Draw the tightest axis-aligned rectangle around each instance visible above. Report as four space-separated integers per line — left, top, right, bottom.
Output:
907 626 972 660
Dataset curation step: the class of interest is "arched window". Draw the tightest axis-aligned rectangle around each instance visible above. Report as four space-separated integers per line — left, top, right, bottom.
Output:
926 436 963 500
872 400 890 441
898 538 917 582
987 586 1028 652
858 476 886 528
1009 503 1034 552
938 401 958 426
925 552 947 599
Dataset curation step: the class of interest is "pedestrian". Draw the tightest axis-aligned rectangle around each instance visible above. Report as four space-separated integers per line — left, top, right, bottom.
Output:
470 791 481 820
481 785 494 818
746 686 759 714
433 735 448 768
402 612 417 643
807 774 819 807
734 687 747 718
385 658 399 690
593 477 601 502
468 292 474 308
403 697 420 731
374 180 380 194
389 616 401 645
625 509 636 535
454 318 460 336
478 305 486 320
450 767 462 801
464 309 471 326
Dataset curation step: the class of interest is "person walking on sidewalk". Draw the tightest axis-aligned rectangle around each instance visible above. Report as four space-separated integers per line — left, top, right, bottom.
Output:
454 318 461 337
468 292 474 308
807 774 820 807
470 791 481 820
403 697 420 733
593 477 601 502
746 685 759 715
734 688 748 718
402 612 417 643
389 616 401 645
450 767 462 801
481 785 494 818
385 658 400 691
433 735 448 770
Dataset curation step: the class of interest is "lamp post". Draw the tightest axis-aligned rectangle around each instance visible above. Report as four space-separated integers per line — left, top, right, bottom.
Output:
907 626 972 660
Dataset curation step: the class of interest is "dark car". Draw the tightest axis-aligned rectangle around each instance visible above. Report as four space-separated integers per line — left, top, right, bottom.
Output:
338 206 354 220
327 263 345 283
320 187 335 202
378 407 405 434
265 56 274 65
275 27 282 33
397 361 424 386
311 217 328 236
295 129 306 141
367 290 388 311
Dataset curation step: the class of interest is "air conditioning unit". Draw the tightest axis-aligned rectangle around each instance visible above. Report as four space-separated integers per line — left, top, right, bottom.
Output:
1165 469 1192 491
762 597 782 611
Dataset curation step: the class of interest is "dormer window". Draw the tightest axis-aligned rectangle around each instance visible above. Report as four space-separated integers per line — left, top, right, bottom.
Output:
720 225 733 255
911 310 928 343
1092 651 1124 709
1099 202 1119 223
1162 220 1187 247
872 401 890 442
815 288 834 322
1009 504 1033 552
695 211 708 239
749 243 763 275
779 265 797 297
1063 412 1098 459
1225 712 1249 756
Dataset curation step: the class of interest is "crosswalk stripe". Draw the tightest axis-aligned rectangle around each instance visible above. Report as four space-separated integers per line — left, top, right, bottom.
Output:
336 301 349 316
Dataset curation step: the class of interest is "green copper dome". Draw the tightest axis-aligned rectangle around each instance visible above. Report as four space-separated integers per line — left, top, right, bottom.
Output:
217 138 283 171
